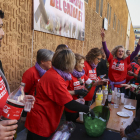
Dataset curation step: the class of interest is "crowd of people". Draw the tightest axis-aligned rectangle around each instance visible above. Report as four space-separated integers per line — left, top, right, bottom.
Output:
0 10 140 140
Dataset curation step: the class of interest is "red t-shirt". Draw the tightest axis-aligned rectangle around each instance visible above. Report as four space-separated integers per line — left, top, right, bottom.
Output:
83 61 100 101
25 68 73 137
126 62 139 83
108 53 131 87
0 76 9 116
22 66 41 96
65 74 89 113
135 66 140 75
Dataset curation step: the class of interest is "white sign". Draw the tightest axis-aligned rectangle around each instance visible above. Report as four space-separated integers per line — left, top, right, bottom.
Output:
33 0 85 41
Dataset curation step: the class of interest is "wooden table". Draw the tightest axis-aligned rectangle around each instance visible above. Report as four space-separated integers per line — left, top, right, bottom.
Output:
77 98 137 132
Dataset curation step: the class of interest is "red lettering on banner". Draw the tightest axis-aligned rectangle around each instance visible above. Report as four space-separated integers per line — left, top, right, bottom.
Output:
76 8 78 19
63 1 67 13
50 0 55 7
59 0 62 11
69 0 73 3
70 5 73 17
80 1 83 10
56 0 59 9
67 3 71 16
73 7 76 18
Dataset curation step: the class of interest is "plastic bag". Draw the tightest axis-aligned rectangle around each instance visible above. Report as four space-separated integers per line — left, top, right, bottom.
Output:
51 121 76 140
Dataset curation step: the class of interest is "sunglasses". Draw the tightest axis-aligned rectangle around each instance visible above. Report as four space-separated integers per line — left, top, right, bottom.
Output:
116 62 120 67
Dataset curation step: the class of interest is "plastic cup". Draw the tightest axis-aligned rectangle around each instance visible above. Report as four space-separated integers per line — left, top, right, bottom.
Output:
79 112 84 121
24 99 34 112
121 93 125 104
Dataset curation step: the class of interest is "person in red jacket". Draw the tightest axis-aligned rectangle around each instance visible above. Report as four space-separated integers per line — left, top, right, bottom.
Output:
126 62 139 84
22 49 54 96
101 29 140 92
84 48 105 105
65 53 108 121
25 49 95 140
0 10 35 140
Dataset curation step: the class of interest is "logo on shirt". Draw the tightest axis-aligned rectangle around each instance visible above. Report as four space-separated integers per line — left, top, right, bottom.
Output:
73 79 85 86
89 70 93 73
112 62 124 71
88 70 97 80
0 79 7 99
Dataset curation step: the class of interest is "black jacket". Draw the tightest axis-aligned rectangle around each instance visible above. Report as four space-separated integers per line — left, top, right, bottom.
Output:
125 108 140 139
96 58 108 79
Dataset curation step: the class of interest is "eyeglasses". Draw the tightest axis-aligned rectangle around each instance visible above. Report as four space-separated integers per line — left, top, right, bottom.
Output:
116 61 120 67
97 58 102 62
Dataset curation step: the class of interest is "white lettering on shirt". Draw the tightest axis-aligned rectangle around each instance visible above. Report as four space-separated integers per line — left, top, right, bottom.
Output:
112 62 124 71
0 78 7 99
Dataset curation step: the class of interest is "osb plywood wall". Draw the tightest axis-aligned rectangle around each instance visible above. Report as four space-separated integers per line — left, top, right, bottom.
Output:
0 0 135 91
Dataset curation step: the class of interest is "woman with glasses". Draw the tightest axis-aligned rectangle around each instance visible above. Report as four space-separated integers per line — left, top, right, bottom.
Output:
101 29 140 92
65 53 108 121
84 48 107 106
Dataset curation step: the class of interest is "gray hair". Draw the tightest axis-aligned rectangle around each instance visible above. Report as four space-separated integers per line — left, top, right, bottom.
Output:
37 49 54 64
111 45 126 59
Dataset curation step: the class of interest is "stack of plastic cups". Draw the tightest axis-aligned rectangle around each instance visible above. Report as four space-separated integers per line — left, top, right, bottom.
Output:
114 87 118 108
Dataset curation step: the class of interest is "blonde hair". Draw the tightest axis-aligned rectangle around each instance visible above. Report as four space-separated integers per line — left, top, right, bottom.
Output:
52 49 75 73
86 48 102 64
111 46 126 59
75 53 85 66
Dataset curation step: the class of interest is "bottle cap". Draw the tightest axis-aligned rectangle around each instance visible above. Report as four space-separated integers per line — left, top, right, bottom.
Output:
20 82 26 87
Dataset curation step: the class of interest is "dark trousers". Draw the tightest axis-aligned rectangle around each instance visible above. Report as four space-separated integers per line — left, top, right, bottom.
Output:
136 94 140 113
65 111 79 122
26 130 48 140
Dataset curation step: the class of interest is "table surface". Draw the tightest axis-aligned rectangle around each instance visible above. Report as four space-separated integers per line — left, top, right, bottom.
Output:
69 123 122 140
77 98 137 132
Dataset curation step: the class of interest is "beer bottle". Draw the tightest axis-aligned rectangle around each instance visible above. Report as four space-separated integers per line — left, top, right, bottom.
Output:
85 80 95 91
108 85 112 103
104 98 108 107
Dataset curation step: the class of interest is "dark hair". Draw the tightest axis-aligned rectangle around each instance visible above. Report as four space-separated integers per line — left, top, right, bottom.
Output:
86 48 102 64
126 50 130 53
0 10 4 19
138 55 140 58
37 49 54 64
55 44 68 52
52 49 75 72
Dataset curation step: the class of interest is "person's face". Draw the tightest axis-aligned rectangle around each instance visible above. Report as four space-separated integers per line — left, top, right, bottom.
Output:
93 55 102 65
138 57 140 65
116 48 124 58
40 61 52 70
0 18 4 47
75 59 85 72
127 51 131 56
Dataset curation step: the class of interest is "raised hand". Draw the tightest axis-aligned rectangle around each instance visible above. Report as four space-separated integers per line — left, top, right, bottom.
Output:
100 28 105 41
138 38 140 45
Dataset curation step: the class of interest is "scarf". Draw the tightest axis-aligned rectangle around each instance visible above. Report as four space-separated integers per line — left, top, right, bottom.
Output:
53 66 72 81
35 62 46 77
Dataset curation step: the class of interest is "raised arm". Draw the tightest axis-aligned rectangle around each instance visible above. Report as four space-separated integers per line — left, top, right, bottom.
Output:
130 38 140 61
101 29 110 59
